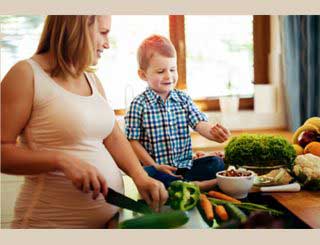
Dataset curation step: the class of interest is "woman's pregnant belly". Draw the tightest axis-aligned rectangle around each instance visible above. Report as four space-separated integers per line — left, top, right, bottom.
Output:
11 144 124 228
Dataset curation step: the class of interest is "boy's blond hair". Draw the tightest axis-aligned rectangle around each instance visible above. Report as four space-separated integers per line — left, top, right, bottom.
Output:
137 35 176 71
36 15 96 78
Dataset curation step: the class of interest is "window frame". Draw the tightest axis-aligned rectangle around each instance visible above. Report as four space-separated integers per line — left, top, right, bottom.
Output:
169 15 270 111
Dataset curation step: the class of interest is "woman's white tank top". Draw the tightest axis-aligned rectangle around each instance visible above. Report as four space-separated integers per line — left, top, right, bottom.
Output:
11 59 124 228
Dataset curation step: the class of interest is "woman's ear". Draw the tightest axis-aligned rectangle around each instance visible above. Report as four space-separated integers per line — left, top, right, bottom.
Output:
138 69 147 81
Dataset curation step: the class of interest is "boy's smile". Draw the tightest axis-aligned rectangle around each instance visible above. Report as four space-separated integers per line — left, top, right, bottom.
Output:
139 52 178 100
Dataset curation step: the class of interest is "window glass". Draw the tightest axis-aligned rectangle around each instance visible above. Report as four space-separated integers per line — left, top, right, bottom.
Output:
185 15 254 98
0 16 44 79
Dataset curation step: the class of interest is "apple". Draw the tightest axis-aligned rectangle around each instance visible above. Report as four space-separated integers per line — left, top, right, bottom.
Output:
298 130 318 147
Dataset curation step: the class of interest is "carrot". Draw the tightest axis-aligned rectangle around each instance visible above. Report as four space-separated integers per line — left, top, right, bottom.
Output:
207 191 241 204
200 194 214 221
215 205 228 221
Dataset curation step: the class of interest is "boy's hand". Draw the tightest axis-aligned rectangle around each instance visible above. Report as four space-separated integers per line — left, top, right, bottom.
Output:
210 123 231 143
193 151 224 159
193 151 206 159
155 165 183 179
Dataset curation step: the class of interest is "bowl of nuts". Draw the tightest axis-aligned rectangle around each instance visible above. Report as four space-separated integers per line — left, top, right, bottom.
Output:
216 168 255 199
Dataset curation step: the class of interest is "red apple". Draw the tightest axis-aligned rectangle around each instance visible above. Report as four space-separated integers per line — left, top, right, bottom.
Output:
298 130 318 147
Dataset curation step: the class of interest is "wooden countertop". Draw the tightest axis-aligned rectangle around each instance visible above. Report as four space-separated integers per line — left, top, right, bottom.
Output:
191 129 320 228
191 128 293 152
271 191 320 228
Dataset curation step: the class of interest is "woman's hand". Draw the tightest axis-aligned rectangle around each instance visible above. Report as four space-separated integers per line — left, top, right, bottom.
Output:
210 123 231 143
155 164 183 179
133 175 168 212
56 152 108 200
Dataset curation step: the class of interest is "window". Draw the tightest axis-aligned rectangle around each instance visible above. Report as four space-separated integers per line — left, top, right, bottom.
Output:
1 15 269 112
169 15 270 111
185 16 254 98
0 16 44 79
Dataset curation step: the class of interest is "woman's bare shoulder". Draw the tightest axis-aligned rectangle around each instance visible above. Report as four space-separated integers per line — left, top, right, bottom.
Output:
5 59 33 80
1 59 34 95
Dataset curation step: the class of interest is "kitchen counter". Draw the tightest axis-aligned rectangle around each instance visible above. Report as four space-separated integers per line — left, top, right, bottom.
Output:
270 191 320 228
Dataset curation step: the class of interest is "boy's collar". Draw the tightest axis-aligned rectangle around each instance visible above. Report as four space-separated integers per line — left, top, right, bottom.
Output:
145 87 181 103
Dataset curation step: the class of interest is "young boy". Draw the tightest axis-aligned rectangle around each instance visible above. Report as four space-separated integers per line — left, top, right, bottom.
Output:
125 35 230 190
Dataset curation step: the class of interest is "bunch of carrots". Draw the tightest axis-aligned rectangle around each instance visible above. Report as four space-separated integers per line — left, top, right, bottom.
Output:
199 191 241 222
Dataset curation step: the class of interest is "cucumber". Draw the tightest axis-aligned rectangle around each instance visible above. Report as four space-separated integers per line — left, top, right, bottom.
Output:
119 210 189 229
224 203 247 223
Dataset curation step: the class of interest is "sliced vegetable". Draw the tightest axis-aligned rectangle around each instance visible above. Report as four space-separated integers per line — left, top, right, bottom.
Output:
207 190 241 204
224 203 247 223
168 180 200 211
200 194 214 221
118 210 189 229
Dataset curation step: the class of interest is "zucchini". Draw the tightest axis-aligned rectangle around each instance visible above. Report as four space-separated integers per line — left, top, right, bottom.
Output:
224 203 247 223
119 210 189 229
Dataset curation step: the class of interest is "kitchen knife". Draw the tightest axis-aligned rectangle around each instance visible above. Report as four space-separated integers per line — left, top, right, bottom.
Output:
105 187 153 214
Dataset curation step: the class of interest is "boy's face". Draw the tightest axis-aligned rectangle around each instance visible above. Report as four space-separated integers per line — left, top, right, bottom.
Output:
139 52 178 100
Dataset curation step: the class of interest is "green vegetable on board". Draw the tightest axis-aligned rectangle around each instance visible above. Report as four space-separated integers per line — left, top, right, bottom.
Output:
168 180 201 211
224 203 247 223
118 210 189 229
208 197 283 216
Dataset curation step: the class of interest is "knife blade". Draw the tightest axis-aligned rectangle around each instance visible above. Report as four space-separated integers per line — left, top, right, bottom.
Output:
105 187 153 214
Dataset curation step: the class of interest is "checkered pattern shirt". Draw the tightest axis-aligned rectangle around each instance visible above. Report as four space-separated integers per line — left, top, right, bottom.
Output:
125 87 208 169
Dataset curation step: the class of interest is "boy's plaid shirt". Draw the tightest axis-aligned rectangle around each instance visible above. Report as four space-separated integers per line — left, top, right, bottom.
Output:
125 87 208 169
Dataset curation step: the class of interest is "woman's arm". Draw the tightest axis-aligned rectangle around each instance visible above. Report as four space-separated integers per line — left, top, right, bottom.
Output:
1 62 108 199
129 140 156 166
94 74 168 211
1 61 58 174
103 122 168 211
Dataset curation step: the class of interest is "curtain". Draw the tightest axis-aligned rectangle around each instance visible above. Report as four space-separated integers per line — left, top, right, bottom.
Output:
281 16 320 131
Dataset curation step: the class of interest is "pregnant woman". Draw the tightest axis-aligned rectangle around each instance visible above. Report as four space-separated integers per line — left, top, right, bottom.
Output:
1 15 167 228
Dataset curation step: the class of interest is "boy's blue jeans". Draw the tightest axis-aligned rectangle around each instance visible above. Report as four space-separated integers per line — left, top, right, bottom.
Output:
143 156 225 188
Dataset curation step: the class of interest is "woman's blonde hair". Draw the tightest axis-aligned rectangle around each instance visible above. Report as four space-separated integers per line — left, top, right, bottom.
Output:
36 15 96 78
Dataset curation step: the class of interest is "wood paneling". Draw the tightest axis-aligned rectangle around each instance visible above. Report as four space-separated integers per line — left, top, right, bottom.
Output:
169 15 187 90
253 15 270 84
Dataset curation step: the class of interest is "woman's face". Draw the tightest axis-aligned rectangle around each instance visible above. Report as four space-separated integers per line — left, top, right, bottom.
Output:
91 15 111 65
